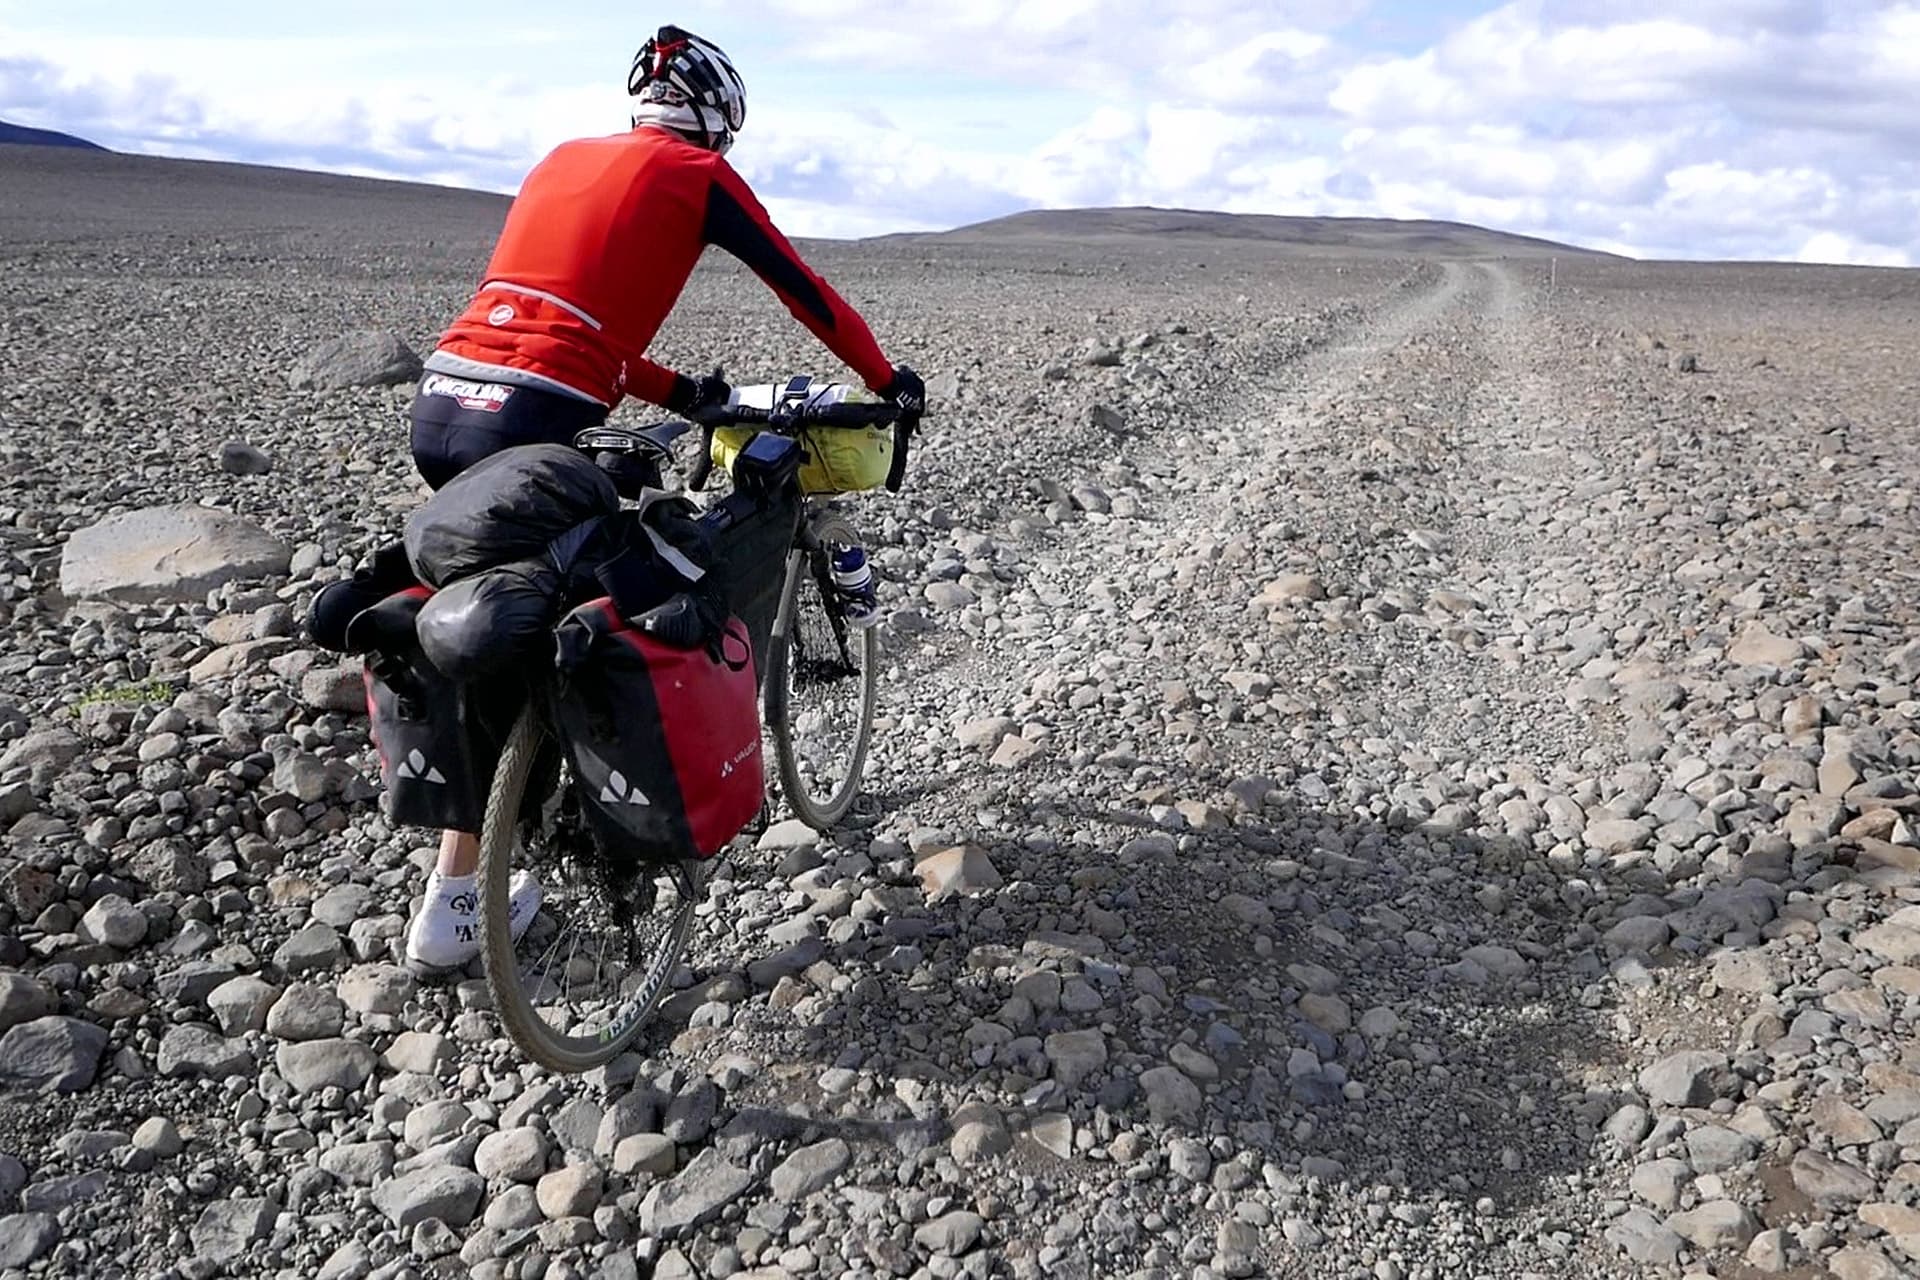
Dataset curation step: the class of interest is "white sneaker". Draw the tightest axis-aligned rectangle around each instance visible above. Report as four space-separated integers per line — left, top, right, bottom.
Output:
404 869 542 970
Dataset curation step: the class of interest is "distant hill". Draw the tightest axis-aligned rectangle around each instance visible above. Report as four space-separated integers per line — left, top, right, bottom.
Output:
0 119 106 150
924 206 1616 259
1 143 510 246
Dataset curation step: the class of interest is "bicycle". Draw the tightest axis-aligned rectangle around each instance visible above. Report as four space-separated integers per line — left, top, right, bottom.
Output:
478 374 918 1071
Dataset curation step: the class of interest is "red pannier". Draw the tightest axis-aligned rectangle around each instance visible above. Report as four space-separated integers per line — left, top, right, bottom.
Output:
548 596 764 861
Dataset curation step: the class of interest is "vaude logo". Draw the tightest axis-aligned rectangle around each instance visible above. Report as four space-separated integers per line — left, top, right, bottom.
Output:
600 768 652 807
718 739 757 778
395 749 446 784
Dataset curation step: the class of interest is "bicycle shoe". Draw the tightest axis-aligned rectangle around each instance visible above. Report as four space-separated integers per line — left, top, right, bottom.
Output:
405 869 542 972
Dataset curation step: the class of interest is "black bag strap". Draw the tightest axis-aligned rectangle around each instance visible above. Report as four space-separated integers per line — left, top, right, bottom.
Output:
885 410 920 492
711 620 751 672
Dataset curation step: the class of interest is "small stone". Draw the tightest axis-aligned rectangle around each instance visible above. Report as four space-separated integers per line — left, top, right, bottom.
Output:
1744 1228 1790 1273
1044 1029 1108 1087
1638 1050 1728 1107
277 1038 377 1094
612 1134 676 1178
0 1016 110 1092
475 1128 549 1183
190 1198 274 1263
914 1211 985 1257
916 846 1003 902
219 441 273 476
0 1213 59 1268
1138 1066 1203 1124
1605 1208 1683 1265
1255 574 1325 606
1789 1149 1878 1207
1728 625 1803 667
206 976 278 1035
370 1167 486 1230
535 1164 601 1219
769 1139 850 1201
636 1149 754 1236
1630 1159 1691 1213
1829 1245 1905 1280
78 894 149 949
156 1024 250 1079
265 983 345 1041
133 1117 184 1157
1666 1199 1759 1250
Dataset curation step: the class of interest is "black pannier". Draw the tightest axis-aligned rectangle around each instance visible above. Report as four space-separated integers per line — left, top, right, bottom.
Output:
347 587 524 832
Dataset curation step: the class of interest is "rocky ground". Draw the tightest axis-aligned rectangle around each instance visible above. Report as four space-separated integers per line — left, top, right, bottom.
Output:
2 151 1920 1280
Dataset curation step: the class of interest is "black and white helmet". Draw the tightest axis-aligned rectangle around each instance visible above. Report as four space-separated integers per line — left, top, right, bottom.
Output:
628 25 746 155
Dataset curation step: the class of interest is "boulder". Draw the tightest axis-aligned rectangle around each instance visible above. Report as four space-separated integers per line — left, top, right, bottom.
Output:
60 505 290 604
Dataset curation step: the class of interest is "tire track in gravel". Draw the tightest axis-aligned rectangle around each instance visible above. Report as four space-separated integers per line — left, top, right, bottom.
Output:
705 260 1639 1280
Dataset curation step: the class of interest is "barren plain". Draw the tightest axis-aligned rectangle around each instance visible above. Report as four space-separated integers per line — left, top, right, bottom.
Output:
2 144 1920 1280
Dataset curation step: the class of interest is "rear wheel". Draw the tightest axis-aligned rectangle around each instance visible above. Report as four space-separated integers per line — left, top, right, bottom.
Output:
764 512 879 829
480 703 706 1072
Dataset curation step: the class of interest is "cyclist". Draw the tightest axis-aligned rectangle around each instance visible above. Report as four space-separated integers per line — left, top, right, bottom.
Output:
403 22 926 971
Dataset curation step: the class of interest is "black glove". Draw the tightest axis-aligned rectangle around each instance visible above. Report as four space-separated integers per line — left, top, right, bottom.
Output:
879 365 926 415
665 370 731 418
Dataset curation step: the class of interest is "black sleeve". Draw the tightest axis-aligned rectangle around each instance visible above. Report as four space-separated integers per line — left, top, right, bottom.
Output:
703 181 835 330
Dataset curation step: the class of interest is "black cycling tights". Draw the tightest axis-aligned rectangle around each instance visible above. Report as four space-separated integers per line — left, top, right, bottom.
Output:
408 375 608 490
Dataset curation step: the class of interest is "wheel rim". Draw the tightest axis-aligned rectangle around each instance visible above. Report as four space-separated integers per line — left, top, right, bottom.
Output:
484 712 705 1070
774 549 877 824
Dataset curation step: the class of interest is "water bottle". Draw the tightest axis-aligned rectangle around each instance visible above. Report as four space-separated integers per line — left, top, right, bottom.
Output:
830 544 871 594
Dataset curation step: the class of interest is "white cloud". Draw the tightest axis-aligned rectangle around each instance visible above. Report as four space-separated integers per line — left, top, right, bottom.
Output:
1 2 1917 266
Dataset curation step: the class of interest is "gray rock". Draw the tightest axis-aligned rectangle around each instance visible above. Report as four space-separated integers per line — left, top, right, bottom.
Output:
289 330 422 390
535 1164 601 1219
1605 1208 1683 1265
157 1024 251 1079
1630 1159 1691 1213
1666 1200 1759 1251
0 1213 58 1268
370 1166 485 1230
265 982 346 1041
277 1038 376 1093
0 973 57 1034
1638 1050 1729 1108
1789 1150 1877 1207
274 921 345 974
1044 1028 1108 1087
475 1128 549 1184
218 441 273 476
636 1148 754 1236
132 1116 185 1157
191 1197 275 1262
1139 1065 1204 1124
206 975 279 1035
769 1138 850 1201
59 505 291 604
0 1016 110 1092
78 894 148 949
1685 1124 1757 1174
914 1211 985 1256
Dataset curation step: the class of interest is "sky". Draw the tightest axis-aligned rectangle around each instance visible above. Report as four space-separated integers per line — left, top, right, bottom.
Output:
2 1 1916 265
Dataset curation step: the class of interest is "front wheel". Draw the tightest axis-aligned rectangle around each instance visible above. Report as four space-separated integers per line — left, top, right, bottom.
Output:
480 703 707 1073
763 512 879 830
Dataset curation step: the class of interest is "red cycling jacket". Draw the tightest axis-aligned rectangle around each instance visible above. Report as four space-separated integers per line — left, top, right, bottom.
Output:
427 126 894 408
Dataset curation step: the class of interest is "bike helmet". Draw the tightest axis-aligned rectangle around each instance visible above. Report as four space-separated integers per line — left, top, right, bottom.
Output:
628 25 746 155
